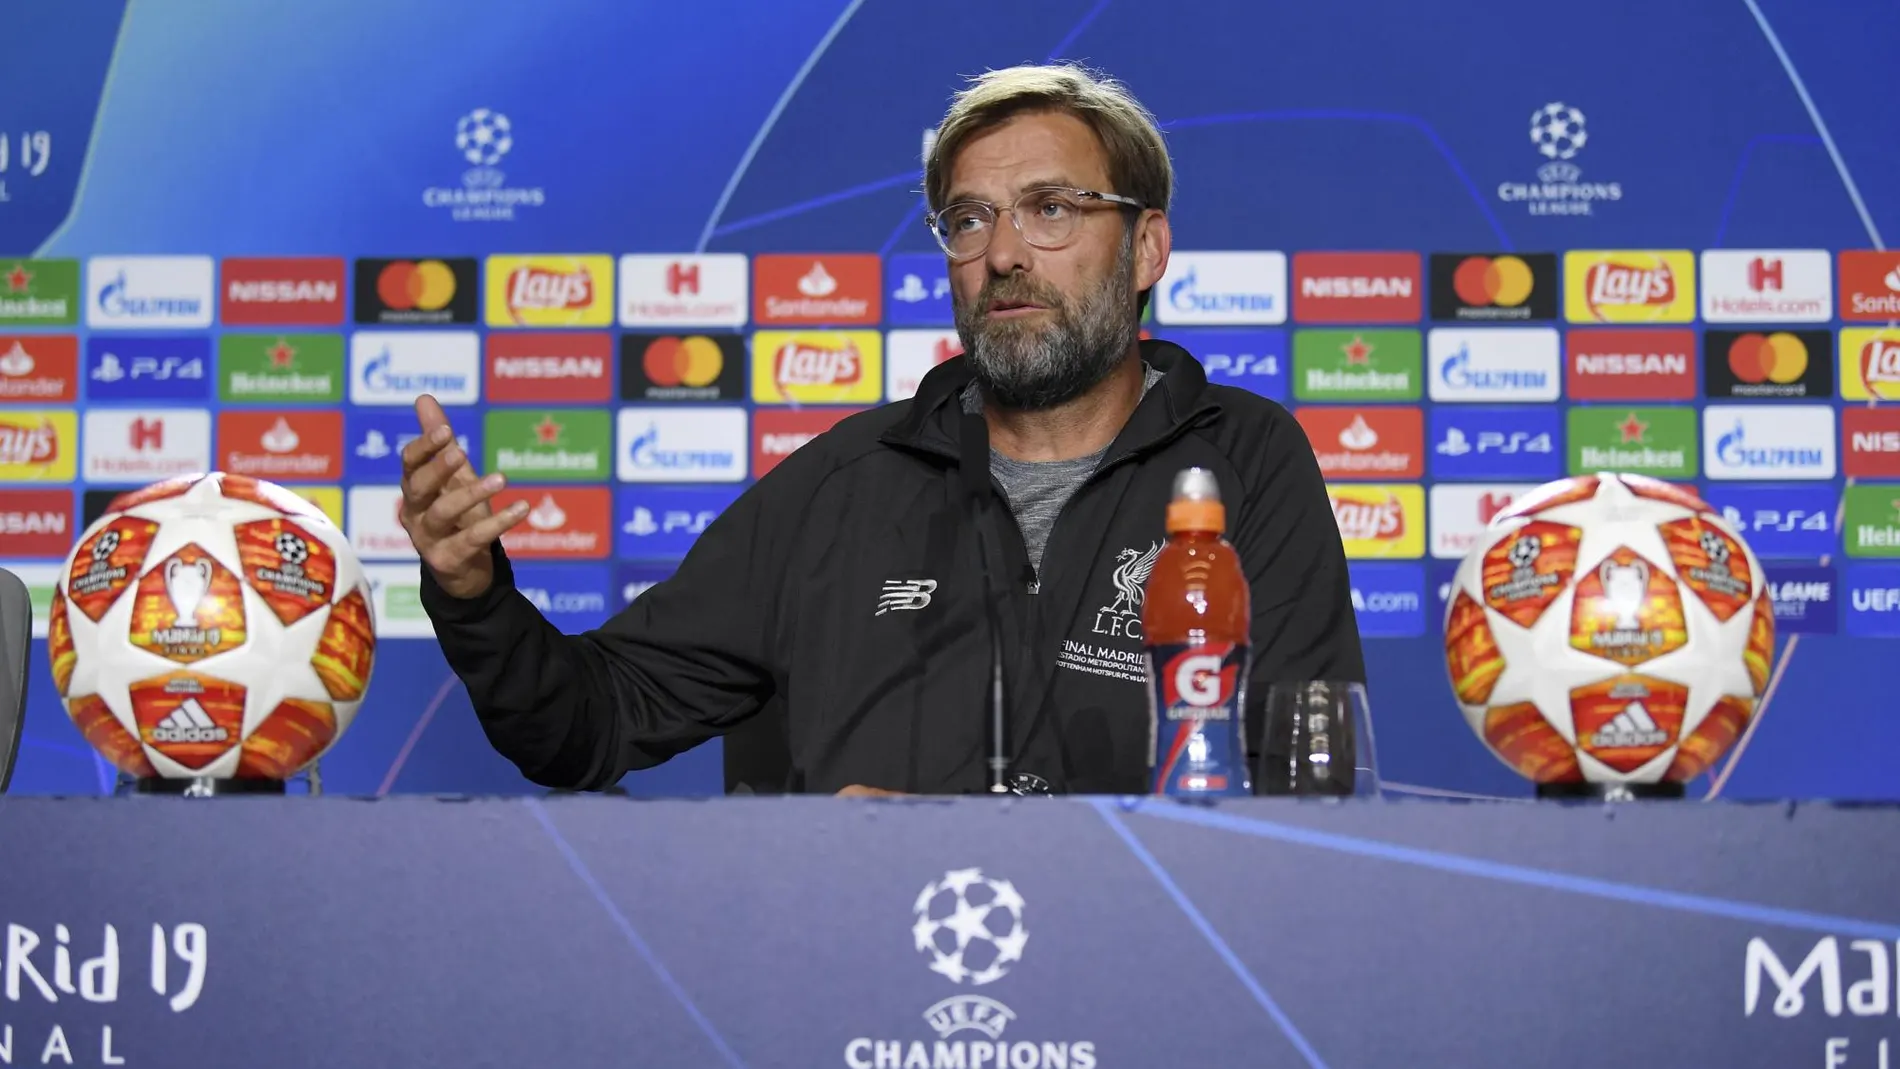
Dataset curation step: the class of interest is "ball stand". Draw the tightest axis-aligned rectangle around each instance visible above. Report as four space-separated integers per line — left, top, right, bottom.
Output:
135 777 287 797
118 761 322 798
1536 781 1686 801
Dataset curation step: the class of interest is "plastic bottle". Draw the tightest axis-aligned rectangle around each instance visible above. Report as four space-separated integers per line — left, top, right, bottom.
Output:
1142 467 1252 797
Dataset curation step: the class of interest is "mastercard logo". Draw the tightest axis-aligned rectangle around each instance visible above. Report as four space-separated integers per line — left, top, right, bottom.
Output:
376 260 457 311
1452 255 1534 308
643 336 724 388
1726 331 1807 384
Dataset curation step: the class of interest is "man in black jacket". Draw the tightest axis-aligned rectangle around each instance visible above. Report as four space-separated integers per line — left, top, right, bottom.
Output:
404 62 1364 795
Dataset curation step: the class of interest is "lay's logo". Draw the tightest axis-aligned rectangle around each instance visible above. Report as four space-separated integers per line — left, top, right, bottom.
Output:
0 411 76 481
1564 251 1696 324
485 255 615 327
1841 329 1900 401
1327 484 1424 559
749 331 882 404
778 342 859 387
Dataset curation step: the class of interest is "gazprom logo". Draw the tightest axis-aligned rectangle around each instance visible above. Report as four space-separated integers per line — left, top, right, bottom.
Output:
1437 345 1549 392
85 256 216 329
1703 405 1835 480
95 272 203 320
1167 267 1276 315
348 331 481 405
1426 328 1560 401
361 350 469 396
1714 421 1825 470
1154 252 1287 326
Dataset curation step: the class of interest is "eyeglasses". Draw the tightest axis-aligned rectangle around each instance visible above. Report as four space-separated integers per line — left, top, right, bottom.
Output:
924 186 1145 262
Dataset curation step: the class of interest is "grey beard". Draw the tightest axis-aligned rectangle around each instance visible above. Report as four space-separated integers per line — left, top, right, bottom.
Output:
956 249 1138 412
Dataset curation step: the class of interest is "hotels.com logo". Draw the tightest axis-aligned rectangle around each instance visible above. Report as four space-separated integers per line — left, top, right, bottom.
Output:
667 262 699 295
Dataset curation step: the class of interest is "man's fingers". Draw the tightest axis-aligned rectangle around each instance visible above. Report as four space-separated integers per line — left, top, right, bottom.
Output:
419 472 508 539
401 441 470 511
403 395 458 475
449 498 531 551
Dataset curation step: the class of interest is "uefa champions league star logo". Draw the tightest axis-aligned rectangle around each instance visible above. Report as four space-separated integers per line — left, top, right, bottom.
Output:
911 868 1028 986
1529 102 1587 161
456 108 512 167
1498 100 1623 216
423 108 545 222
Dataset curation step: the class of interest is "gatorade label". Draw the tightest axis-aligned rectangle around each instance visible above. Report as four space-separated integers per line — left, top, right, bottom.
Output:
1145 641 1252 797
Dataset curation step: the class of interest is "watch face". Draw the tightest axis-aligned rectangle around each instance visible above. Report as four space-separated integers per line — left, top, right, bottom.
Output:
1005 772 1054 796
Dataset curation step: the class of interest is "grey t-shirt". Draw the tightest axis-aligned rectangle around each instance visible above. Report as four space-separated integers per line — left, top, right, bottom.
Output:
962 364 1164 580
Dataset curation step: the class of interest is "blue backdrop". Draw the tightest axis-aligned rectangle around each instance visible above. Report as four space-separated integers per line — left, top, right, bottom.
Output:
4 0 1896 799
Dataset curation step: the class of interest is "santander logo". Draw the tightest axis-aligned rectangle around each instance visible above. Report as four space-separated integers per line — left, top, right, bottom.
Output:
1586 261 1675 316
508 266 593 313
797 262 838 297
775 341 861 387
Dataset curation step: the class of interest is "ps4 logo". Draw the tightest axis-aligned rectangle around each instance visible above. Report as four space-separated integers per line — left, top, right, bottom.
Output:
623 507 718 537
1435 428 1552 456
1721 506 1830 533
91 353 204 383
1203 353 1278 377
891 274 951 304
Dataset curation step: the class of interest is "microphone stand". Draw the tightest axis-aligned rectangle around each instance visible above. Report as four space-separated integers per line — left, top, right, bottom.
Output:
960 414 1012 794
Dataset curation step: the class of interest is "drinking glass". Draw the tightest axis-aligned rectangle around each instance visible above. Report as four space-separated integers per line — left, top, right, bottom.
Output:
1256 681 1380 798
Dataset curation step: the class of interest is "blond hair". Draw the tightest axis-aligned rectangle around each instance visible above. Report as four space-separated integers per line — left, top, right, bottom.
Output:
925 63 1172 216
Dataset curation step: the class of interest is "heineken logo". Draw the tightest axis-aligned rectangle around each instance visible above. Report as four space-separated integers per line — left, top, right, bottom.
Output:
1845 486 1900 557
0 260 79 325
1293 329 1421 401
220 334 343 402
484 410 610 481
1568 408 1695 478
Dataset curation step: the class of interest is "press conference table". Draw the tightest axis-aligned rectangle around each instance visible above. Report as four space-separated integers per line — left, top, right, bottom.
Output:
1 796 1894 1069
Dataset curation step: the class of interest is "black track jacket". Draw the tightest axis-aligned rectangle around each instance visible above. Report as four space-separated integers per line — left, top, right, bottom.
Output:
421 340 1366 794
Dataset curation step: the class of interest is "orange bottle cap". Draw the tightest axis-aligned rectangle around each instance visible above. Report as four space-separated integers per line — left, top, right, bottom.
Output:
1166 499 1225 533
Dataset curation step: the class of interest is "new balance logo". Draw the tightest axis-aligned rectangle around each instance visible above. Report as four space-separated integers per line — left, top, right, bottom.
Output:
876 578 936 616
151 699 228 744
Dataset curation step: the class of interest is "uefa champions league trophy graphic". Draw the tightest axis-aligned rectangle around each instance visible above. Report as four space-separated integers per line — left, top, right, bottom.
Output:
1600 557 1649 633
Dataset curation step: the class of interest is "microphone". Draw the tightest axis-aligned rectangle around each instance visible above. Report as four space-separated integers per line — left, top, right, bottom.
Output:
959 413 1011 794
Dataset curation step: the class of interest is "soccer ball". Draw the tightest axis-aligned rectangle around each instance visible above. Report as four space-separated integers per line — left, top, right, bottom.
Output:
1443 473 1773 793
455 108 512 167
1530 102 1587 160
911 868 1028 986
48 473 377 784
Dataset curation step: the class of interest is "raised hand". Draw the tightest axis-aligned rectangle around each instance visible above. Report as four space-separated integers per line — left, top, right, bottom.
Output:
399 394 529 599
